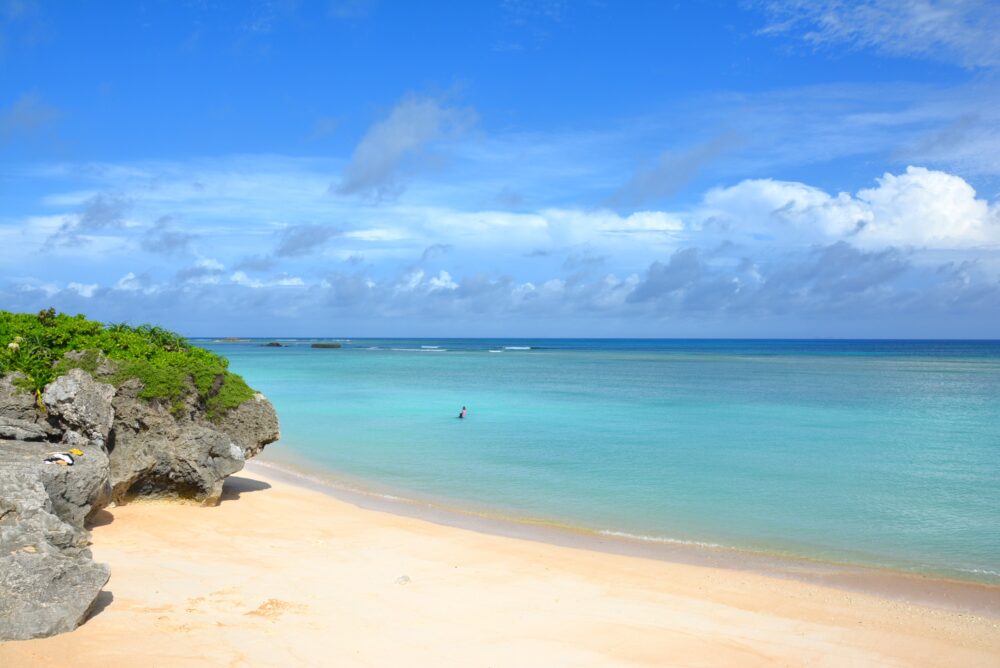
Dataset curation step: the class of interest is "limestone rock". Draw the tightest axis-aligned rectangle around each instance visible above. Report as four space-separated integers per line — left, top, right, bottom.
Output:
1 439 111 542
0 440 111 641
108 380 277 505
43 369 116 448
214 392 280 459
0 373 45 425
0 417 57 441
0 550 110 641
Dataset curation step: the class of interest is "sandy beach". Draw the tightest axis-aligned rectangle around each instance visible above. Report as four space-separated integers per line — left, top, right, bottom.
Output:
2 466 998 667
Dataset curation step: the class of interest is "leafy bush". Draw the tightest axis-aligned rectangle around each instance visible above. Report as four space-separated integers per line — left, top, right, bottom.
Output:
0 309 255 420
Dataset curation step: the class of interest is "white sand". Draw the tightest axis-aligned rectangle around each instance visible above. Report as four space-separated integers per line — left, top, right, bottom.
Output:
3 468 998 667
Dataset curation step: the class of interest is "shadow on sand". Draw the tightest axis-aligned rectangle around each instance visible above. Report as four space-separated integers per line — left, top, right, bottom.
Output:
220 476 272 503
85 590 115 622
86 508 115 529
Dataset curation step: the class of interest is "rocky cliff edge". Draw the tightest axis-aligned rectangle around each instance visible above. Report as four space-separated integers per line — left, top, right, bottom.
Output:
0 361 279 641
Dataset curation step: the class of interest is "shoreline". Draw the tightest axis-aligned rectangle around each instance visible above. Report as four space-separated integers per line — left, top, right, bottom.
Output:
2 466 998 666
248 459 1000 618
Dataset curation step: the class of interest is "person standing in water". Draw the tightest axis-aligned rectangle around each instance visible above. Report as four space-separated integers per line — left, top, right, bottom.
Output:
459 406 467 419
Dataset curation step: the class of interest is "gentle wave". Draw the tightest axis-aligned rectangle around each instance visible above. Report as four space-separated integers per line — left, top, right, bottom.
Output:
390 347 447 352
957 567 1000 578
503 346 532 350
597 529 725 549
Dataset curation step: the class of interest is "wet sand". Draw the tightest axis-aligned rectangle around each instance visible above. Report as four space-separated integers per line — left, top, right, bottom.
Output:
257 461 1000 618
2 467 998 667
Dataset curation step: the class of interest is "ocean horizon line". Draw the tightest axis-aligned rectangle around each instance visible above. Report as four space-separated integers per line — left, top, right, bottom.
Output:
191 336 1000 342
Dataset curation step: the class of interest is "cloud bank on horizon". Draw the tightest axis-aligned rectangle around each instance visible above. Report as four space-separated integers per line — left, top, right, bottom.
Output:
2 0 999 337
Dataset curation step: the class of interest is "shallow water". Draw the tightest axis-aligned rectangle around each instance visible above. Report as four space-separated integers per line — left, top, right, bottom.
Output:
200 339 1000 584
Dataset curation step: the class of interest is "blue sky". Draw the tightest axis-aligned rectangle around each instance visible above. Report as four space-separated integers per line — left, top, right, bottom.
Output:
3 0 999 336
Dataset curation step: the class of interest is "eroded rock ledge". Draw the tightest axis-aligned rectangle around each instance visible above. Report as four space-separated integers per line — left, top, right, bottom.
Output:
0 363 279 641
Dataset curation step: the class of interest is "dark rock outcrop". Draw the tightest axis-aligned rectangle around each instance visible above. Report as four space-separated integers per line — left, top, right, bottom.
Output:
1 358 279 641
109 381 279 505
0 440 111 641
214 392 280 460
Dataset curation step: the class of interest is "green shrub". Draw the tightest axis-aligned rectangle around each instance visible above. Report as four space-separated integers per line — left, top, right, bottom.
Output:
0 309 255 420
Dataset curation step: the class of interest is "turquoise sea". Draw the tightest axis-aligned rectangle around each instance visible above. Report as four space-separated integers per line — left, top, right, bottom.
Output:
200 339 1000 584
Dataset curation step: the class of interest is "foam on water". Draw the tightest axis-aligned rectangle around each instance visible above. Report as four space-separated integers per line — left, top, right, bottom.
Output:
596 530 726 549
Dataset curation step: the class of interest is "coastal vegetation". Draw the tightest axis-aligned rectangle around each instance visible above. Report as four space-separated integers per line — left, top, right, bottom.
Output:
0 308 254 420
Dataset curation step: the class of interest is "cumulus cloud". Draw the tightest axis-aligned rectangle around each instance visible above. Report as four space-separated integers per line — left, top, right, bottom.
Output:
66 282 98 298
855 167 999 247
334 94 477 199
230 271 264 288
114 272 154 292
691 166 1000 249
7 154 1000 335
758 0 1000 69
428 270 458 291
627 241 917 317
3 237 999 335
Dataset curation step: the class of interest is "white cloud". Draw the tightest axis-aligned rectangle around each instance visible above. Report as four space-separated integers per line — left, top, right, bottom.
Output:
420 208 683 251
197 258 225 271
6 154 999 330
855 166 997 247
428 270 458 290
18 281 60 297
230 271 263 288
343 228 411 242
66 282 98 298
691 166 999 249
601 210 685 234
397 268 425 293
115 272 141 291
223 272 309 289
